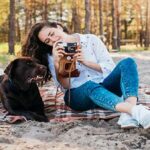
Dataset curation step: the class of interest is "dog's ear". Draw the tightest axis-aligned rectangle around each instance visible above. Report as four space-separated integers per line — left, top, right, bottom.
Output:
4 61 13 75
4 59 17 77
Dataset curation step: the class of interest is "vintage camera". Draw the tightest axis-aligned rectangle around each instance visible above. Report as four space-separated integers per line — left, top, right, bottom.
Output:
58 42 80 78
58 42 77 53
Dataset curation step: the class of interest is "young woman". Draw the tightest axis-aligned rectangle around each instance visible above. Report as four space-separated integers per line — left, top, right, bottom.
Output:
22 21 150 129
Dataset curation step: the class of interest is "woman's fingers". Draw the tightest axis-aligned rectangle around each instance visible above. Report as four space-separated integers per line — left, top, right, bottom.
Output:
58 53 64 58
73 51 82 58
73 52 84 63
76 48 82 53
57 49 66 57
54 45 64 51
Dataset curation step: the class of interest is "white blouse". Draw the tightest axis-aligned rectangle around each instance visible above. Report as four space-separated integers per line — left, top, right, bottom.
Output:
48 34 115 91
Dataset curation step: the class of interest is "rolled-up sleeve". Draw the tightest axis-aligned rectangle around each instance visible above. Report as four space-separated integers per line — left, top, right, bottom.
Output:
92 35 116 78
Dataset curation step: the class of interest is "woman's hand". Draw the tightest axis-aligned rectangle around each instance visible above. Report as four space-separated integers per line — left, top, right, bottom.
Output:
52 42 66 65
74 47 87 65
74 46 102 72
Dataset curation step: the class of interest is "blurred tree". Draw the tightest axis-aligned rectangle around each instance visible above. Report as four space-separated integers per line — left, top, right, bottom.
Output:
145 0 150 49
0 1 9 42
43 0 48 21
8 0 15 54
99 0 103 36
93 0 99 34
71 0 81 32
59 1 63 22
112 0 118 49
24 0 31 34
116 0 121 49
16 17 21 42
104 0 111 48
15 0 22 42
84 0 91 33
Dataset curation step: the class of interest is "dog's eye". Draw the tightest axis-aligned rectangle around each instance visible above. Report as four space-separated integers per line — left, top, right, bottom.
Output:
27 62 33 66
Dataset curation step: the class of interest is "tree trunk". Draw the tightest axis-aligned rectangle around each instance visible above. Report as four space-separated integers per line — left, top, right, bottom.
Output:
106 0 110 49
112 0 118 49
33 0 36 24
43 0 48 21
84 0 91 33
139 2 144 47
99 0 103 36
145 0 150 49
93 0 98 34
60 2 63 22
124 20 128 39
25 8 29 34
29 13 32 28
72 0 81 33
16 17 21 42
116 0 121 50
8 0 15 54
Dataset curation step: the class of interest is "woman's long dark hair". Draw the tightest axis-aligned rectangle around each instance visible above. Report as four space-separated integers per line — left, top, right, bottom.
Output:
22 21 69 81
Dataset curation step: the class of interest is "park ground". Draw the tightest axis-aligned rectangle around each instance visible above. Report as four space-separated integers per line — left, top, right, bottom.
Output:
0 50 150 150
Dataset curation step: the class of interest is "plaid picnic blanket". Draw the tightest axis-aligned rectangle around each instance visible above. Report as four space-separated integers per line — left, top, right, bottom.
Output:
0 81 150 123
39 81 150 122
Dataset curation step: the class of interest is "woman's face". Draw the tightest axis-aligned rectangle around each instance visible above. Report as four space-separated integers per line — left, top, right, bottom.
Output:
38 26 67 46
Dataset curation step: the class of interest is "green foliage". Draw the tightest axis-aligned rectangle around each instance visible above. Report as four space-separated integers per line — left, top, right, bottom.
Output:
0 42 21 54
0 42 20 67
0 54 15 68
0 0 9 26
0 0 9 42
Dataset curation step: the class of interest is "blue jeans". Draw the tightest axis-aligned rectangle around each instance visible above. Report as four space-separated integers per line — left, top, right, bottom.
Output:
64 58 139 112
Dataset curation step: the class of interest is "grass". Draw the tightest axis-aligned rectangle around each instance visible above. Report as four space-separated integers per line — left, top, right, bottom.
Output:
108 44 150 53
120 44 148 52
0 43 21 68
0 42 21 54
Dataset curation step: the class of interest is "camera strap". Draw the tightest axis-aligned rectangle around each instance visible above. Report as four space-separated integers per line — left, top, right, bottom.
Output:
54 58 76 109
68 57 76 106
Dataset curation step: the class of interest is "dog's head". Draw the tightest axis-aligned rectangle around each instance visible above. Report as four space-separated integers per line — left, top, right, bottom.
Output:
4 57 47 89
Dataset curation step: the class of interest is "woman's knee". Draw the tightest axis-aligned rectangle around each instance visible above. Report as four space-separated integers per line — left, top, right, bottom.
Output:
120 57 137 68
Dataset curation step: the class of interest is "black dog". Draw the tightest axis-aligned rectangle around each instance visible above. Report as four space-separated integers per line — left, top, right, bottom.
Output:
0 57 48 122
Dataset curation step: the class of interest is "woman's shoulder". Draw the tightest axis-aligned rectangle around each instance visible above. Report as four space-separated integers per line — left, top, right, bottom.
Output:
77 33 101 44
78 33 98 39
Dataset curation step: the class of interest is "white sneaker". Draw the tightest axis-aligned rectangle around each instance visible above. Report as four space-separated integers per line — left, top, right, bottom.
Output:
117 113 139 129
132 104 150 129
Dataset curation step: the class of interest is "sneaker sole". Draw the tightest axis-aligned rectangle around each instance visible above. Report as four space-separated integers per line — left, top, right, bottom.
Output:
140 114 150 129
121 125 139 129
143 124 150 129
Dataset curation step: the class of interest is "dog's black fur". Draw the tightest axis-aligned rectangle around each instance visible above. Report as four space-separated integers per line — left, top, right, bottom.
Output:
0 57 48 122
